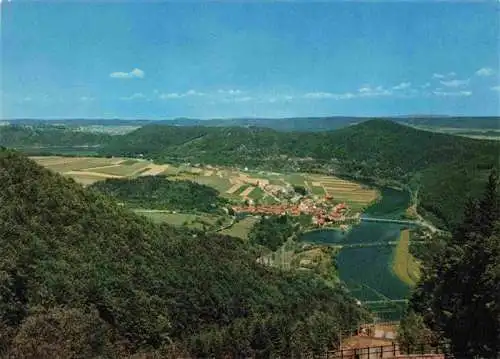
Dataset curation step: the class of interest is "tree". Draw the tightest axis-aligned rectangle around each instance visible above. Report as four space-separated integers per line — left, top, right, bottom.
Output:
405 170 500 358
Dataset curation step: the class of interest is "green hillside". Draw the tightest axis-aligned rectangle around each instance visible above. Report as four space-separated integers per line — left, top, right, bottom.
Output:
99 120 499 230
89 175 229 213
0 149 366 358
0 124 112 148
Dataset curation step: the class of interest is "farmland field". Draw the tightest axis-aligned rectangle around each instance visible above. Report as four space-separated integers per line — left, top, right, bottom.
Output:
30 156 380 212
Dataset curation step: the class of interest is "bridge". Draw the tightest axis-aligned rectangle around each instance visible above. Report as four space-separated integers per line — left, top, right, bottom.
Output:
360 216 421 226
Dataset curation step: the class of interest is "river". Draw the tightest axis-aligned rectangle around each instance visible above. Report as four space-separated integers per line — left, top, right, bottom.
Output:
302 187 413 320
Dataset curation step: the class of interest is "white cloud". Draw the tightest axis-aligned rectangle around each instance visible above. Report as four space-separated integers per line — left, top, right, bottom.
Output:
158 89 204 100
491 86 500 92
185 89 204 96
421 83 431 89
433 90 472 97
22 97 32 102
433 72 456 79
475 67 495 77
392 82 411 90
159 92 182 100
120 93 146 101
439 79 469 88
79 96 95 102
304 92 337 99
233 96 253 102
303 92 356 100
217 89 243 95
109 68 145 79
357 85 392 97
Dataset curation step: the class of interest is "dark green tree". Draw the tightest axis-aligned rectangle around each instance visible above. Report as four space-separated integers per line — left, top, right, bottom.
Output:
405 170 500 358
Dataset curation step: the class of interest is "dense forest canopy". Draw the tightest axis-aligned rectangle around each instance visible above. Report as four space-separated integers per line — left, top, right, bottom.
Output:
89 176 228 213
248 215 301 251
400 171 500 358
0 149 367 358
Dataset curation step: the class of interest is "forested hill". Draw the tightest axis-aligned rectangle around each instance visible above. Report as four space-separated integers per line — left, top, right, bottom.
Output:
100 119 497 175
89 176 228 212
0 148 366 358
99 120 499 229
0 124 112 147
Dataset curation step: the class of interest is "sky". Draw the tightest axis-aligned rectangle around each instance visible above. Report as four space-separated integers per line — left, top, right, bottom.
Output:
1 1 499 119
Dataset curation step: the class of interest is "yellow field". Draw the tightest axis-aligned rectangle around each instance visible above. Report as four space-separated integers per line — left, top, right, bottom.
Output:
392 229 421 286
305 174 379 208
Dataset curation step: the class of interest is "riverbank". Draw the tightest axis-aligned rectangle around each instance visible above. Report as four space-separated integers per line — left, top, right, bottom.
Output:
392 229 421 287
301 185 414 321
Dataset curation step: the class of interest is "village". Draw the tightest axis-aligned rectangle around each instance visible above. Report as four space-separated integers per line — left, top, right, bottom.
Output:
232 186 361 229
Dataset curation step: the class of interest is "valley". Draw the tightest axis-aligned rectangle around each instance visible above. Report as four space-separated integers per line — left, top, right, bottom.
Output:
31 152 427 323
1 118 498 358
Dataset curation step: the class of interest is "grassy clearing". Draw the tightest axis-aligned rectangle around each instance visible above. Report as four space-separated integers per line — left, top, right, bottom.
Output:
392 229 421 286
220 216 259 239
194 176 232 194
284 174 306 186
89 162 150 176
134 210 218 229
310 186 326 196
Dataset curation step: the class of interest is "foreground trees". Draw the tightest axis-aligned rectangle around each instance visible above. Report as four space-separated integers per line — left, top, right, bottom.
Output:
401 171 500 358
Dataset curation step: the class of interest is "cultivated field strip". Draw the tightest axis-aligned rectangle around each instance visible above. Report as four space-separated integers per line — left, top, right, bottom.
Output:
30 156 380 208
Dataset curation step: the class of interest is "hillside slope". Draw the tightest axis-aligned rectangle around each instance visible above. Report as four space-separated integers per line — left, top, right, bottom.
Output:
0 124 112 148
0 149 366 358
99 120 499 229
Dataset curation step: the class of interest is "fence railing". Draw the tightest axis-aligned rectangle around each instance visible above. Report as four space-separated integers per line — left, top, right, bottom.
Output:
313 343 447 359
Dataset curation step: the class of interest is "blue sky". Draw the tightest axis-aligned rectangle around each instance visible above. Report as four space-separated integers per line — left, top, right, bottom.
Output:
2 1 499 119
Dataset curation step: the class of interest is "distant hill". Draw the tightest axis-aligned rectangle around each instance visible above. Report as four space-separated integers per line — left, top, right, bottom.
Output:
6 116 499 132
99 120 500 230
0 124 112 148
0 149 366 357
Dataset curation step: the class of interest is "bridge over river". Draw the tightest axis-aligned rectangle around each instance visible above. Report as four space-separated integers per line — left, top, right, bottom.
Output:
339 240 425 249
360 216 449 236
360 216 420 226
